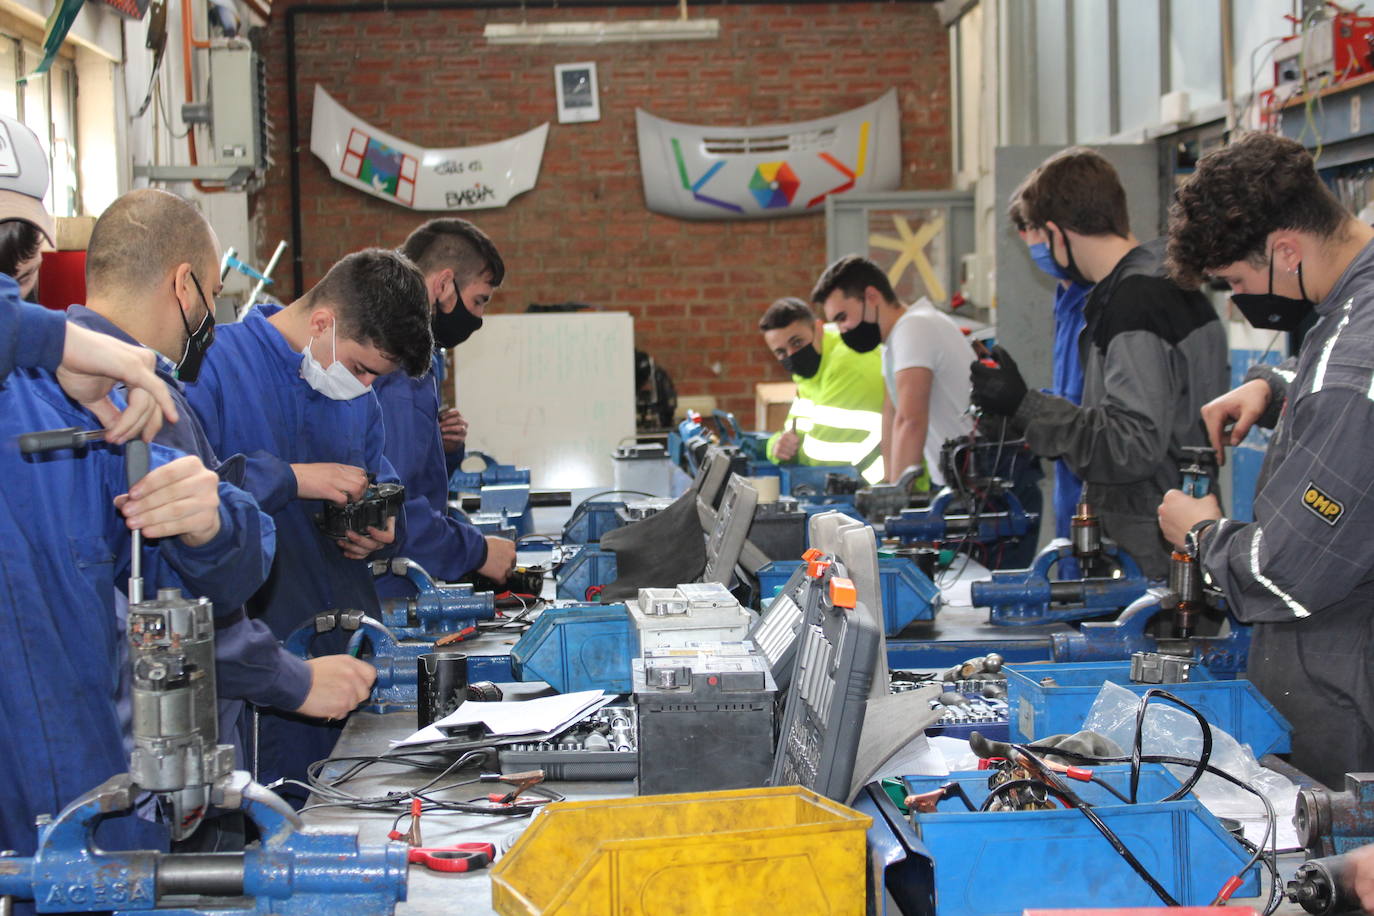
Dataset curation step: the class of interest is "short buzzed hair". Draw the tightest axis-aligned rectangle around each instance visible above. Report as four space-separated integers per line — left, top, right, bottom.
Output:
758 297 815 332
303 248 433 377
401 218 505 287
86 189 217 296
810 255 898 306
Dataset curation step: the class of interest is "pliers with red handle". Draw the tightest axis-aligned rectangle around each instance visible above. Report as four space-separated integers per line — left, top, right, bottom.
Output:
407 842 496 873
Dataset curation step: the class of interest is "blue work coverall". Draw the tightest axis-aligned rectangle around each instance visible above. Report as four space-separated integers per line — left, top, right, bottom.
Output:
1050 280 1091 539
184 303 406 795
0 283 65 380
373 350 487 599
0 368 274 888
66 306 313 763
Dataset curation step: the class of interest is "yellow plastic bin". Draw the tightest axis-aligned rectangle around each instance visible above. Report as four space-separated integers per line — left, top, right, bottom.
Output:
490 785 871 915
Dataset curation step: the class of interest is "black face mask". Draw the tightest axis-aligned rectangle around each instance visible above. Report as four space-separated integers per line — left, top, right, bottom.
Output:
431 287 484 348
1050 227 1093 288
840 300 882 353
781 342 822 379
176 272 216 384
1230 254 1314 331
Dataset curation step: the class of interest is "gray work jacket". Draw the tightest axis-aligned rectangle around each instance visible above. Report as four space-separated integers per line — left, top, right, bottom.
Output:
1013 239 1230 579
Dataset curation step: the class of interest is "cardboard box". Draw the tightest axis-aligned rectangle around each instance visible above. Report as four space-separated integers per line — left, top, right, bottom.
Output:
755 381 796 432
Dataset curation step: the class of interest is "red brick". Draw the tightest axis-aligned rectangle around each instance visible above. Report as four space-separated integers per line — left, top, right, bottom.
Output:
255 0 949 417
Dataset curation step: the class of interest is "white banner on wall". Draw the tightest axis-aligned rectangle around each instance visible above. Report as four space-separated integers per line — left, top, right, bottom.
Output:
309 85 549 212
636 89 901 220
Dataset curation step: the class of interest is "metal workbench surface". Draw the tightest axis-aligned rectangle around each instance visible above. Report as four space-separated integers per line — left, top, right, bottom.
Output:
299 706 628 916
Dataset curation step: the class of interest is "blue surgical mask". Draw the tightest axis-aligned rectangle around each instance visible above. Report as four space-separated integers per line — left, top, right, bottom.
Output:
300 320 371 401
1029 242 1071 281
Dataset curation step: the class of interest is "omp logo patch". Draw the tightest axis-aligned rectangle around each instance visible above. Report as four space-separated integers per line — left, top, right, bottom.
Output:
1302 483 1344 525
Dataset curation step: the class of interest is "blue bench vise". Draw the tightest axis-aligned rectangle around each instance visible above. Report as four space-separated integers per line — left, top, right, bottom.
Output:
286 611 514 712
448 451 534 536
1050 534 1251 677
885 485 1036 548
969 540 1149 626
1051 587 1252 678
286 612 423 713
373 558 495 640
446 450 530 494
1296 773 1374 857
0 771 408 914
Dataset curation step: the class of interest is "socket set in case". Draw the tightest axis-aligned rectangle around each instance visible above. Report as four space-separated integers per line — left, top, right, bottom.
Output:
497 705 638 781
890 673 1011 741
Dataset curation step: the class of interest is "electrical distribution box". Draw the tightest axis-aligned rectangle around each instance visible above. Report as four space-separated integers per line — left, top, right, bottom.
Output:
208 45 268 172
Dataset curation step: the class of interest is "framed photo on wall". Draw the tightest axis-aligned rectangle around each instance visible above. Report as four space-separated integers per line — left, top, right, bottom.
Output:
554 62 600 124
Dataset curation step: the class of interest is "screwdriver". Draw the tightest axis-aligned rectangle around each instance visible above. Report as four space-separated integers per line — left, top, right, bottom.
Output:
17 426 105 454
125 438 150 605
18 426 150 603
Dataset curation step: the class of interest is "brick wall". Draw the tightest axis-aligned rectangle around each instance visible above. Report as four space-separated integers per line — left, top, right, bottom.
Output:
253 0 951 420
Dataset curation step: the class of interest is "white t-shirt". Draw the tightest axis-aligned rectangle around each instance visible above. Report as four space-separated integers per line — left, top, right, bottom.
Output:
881 298 975 485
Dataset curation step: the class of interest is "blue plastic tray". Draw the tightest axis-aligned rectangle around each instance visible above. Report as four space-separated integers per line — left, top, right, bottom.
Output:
904 764 1259 916
1005 660 1291 756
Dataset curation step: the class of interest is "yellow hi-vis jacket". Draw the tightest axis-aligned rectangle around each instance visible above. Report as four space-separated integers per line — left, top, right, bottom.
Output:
766 325 887 483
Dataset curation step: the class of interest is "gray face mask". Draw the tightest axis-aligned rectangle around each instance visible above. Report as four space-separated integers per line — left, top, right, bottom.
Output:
300 320 371 401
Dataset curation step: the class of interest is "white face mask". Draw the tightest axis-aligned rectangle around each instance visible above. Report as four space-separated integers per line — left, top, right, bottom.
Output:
300 320 372 401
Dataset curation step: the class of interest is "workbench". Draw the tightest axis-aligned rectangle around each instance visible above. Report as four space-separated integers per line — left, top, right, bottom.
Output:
297 497 1305 914
300 703 624 916
302 701 1308 915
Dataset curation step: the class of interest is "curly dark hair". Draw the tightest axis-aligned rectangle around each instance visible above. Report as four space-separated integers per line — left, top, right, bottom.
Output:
1019 147 1129 238
758 296 815 332
305 248 434 377
1166 132 1347 288
810 255 897 306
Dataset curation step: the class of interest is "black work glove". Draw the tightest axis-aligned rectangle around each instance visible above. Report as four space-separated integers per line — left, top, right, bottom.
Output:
969 345 1028 417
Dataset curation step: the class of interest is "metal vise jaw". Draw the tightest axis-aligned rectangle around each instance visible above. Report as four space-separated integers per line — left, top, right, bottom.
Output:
373 558 495 640
1296 772 1374 858
885 486 1036 550
0 771 407 914
969 540 1149 626
285 612 426 713
1050 588 1252 678
446 450 530 495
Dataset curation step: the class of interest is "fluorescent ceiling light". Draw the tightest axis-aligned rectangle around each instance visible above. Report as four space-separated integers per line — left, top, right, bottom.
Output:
483 19 721 44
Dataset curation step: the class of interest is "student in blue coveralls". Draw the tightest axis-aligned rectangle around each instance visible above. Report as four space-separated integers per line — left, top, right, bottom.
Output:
1008 186 1093 552
0 371 275 910
185 248 433 800
0 120 273 889
0 115 176 440
373 218 516 602
67 190 376 783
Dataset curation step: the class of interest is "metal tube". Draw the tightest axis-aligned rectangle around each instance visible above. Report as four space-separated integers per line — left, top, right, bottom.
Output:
1049 581 1086 604
155 854 246 897
249 240 287 306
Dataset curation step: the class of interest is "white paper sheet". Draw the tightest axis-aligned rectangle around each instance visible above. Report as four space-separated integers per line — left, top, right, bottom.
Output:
391 691 612 748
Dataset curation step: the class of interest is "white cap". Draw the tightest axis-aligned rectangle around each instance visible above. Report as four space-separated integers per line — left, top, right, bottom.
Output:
0 116 53 246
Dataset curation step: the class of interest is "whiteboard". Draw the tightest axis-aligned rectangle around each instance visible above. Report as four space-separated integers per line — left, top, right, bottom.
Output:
450 312 636 489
